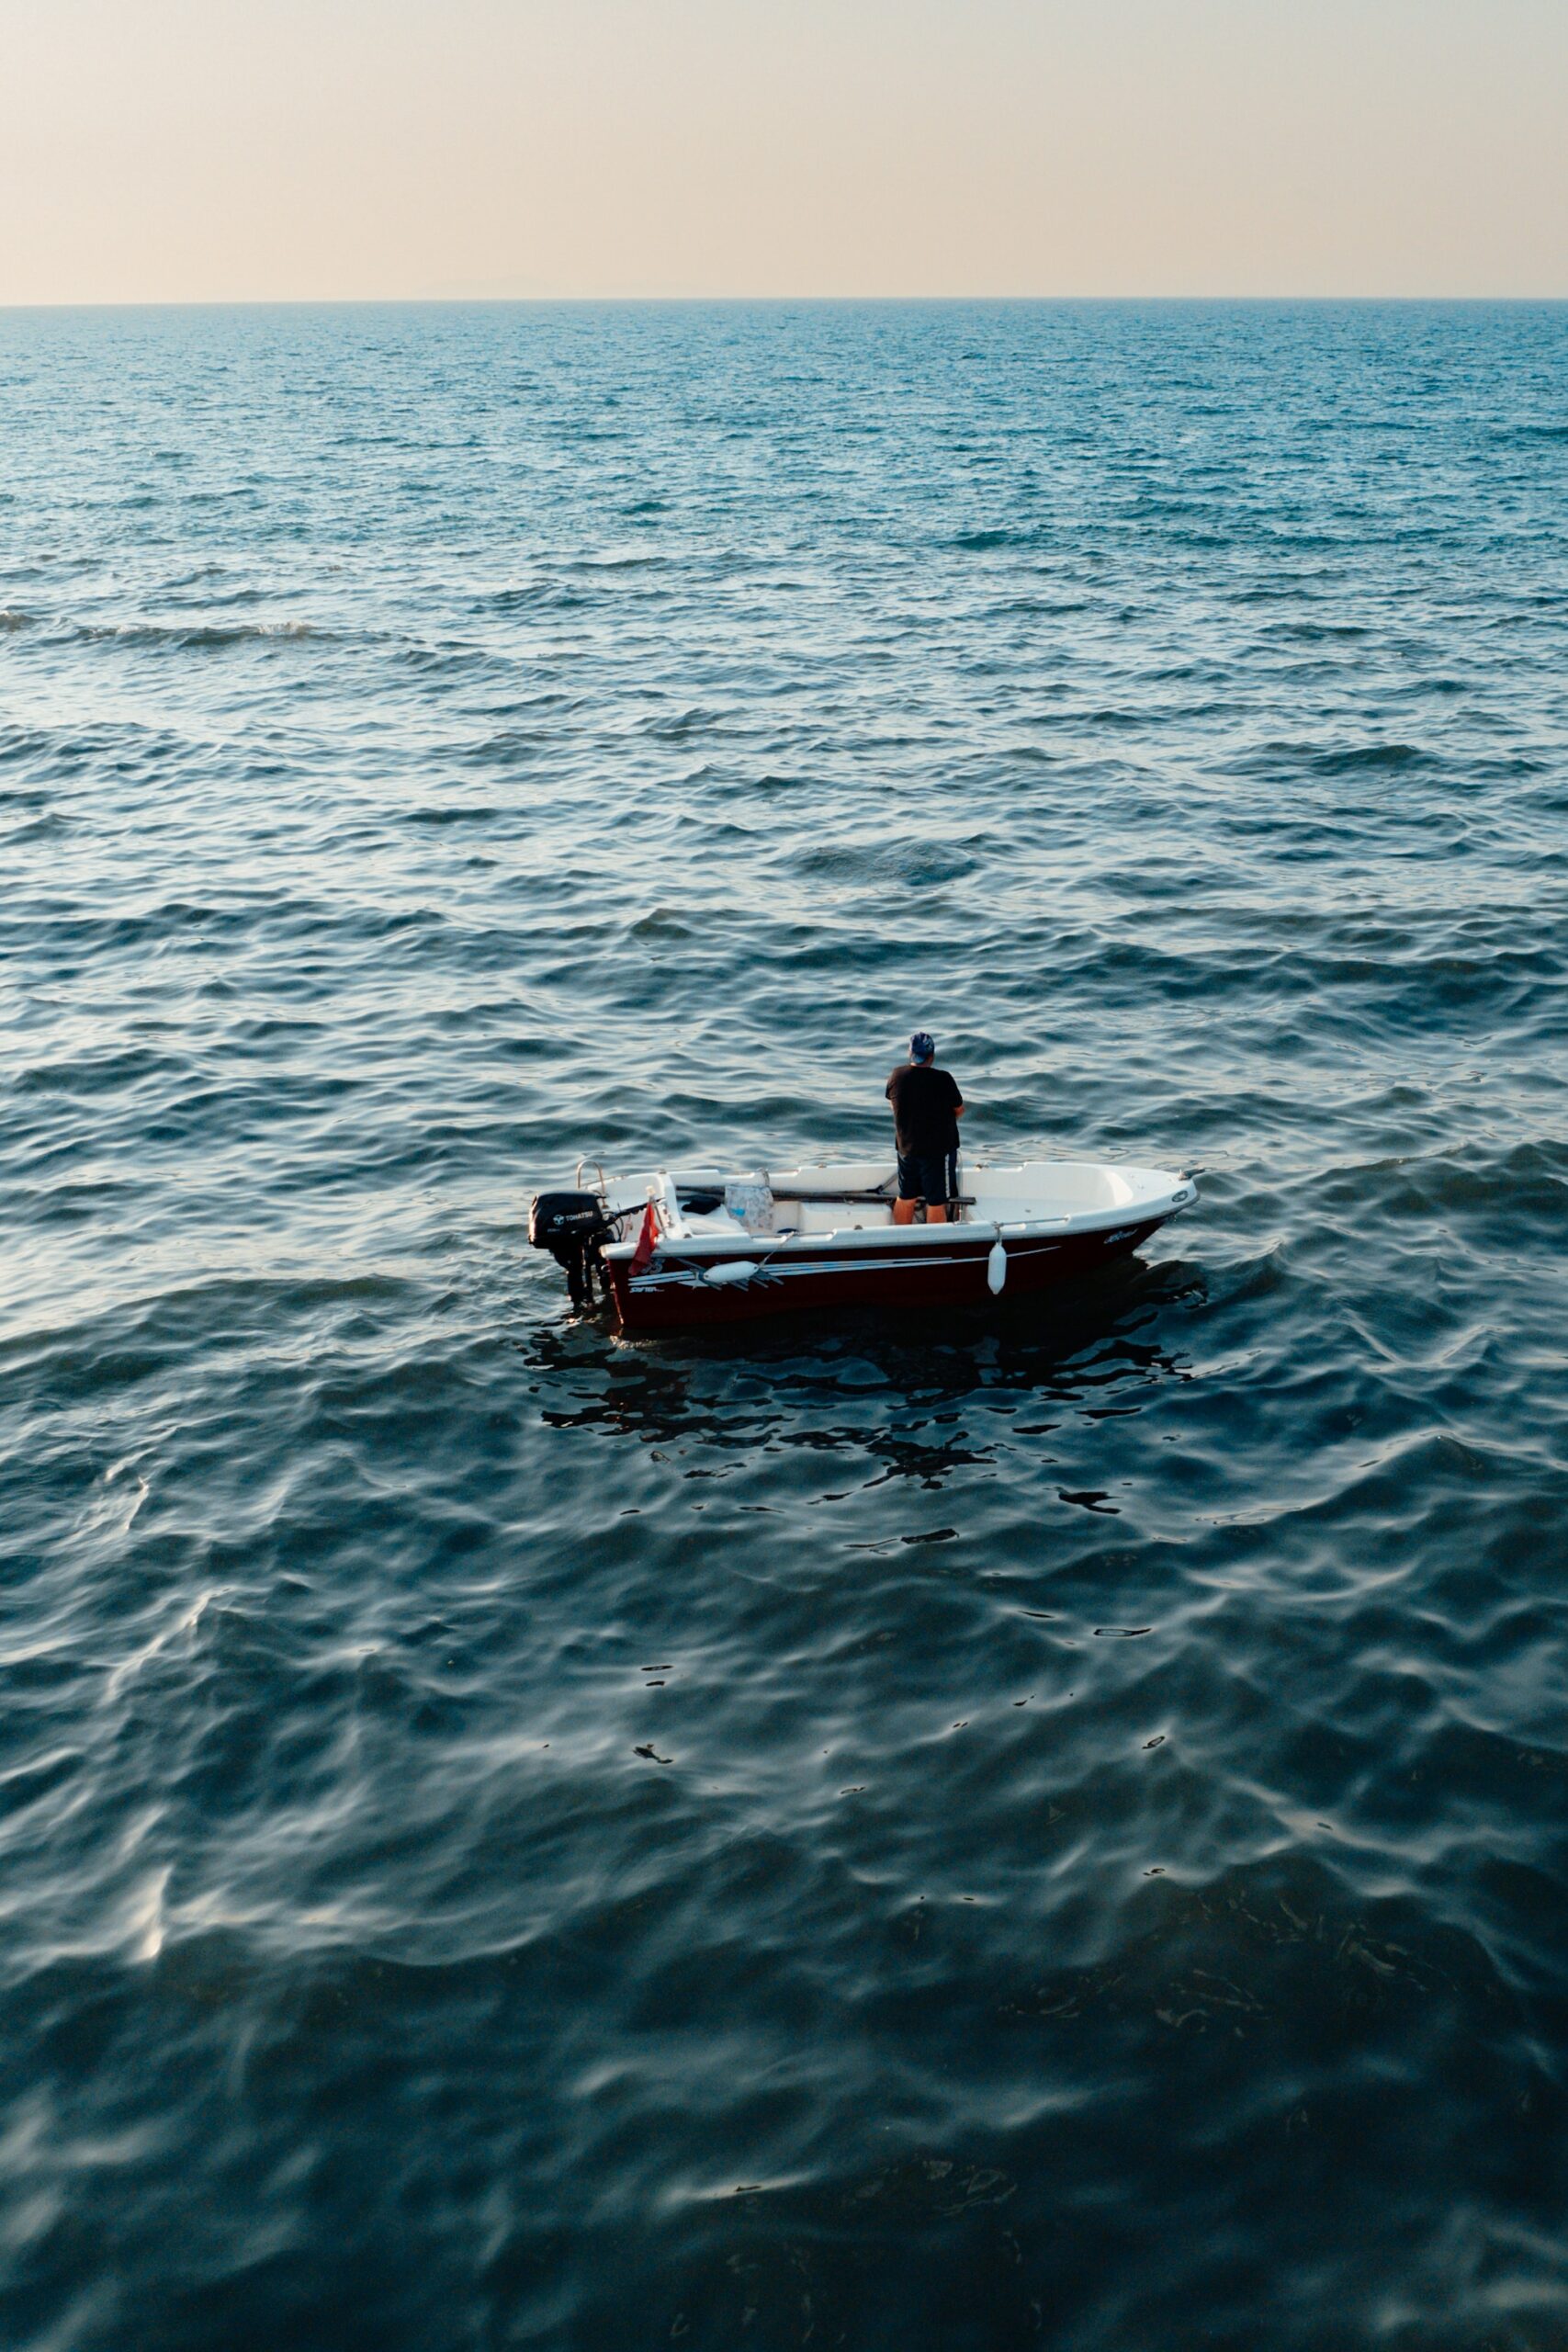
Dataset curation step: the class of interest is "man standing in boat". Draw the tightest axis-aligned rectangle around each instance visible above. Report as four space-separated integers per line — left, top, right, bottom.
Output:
886 1031 964 1225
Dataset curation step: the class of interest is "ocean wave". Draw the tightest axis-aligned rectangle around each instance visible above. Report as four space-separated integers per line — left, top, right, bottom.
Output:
476 581 588 614
73 616 338 649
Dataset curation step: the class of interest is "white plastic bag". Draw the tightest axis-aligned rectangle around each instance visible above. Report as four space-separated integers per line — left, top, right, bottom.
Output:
724 1176 776 1236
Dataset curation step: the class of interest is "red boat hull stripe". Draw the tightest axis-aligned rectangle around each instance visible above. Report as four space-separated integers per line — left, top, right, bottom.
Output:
604 1221 1164 1328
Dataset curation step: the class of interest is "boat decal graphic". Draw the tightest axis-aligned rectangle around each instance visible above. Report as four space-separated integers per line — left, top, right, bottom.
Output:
629 1240 1070 1291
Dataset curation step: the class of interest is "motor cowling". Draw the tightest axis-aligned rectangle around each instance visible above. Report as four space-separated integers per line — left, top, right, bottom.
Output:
529 1192 605 1250
529 1191 612 1306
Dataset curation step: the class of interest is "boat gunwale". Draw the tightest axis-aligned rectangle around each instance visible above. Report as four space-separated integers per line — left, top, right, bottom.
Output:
601 1186 1195 1262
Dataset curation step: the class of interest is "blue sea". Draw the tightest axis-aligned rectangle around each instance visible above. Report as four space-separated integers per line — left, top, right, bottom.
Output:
3 300 1567 2352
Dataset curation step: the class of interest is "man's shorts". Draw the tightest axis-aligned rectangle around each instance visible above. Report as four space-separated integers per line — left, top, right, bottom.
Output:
897 1149 957 1207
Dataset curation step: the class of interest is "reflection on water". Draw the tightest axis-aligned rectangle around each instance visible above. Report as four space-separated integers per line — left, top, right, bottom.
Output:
528 1258 1204 1471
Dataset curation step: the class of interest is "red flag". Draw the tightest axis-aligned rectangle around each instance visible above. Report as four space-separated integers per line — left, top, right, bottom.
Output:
629 1202 658 1277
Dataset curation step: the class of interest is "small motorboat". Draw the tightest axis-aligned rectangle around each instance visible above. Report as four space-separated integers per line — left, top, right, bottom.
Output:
529 1157 1196 1330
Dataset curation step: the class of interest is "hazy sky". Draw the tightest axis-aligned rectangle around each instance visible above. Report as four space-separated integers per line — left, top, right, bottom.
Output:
5 0 1565 303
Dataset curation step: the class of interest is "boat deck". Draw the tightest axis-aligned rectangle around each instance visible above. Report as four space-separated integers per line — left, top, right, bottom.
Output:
604 1159 1190 1250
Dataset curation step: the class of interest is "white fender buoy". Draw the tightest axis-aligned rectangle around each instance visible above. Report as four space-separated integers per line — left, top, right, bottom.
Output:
704 1261 756 1287
987 1238 1008 1295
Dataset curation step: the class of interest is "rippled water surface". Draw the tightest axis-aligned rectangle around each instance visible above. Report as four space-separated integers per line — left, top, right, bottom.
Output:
4 301 1568 2351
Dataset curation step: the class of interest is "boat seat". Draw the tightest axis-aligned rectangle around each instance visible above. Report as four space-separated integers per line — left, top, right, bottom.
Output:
680 1205 750 1238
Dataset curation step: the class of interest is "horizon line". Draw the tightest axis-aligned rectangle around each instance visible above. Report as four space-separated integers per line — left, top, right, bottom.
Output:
4 291 1567 315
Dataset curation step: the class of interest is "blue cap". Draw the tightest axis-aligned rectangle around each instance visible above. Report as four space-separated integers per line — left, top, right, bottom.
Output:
909 1031 935 1063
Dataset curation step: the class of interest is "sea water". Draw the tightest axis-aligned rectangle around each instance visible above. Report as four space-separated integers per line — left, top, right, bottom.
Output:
3 301 1567 2350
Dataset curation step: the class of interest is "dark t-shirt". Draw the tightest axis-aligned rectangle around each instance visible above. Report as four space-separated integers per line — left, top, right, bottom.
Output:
886 1063 964 1157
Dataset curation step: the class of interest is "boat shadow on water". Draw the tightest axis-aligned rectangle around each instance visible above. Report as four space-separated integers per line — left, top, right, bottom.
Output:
521 1251 1208 1467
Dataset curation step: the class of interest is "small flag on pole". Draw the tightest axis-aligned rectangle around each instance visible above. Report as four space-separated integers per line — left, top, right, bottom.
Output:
629 1202 658 1277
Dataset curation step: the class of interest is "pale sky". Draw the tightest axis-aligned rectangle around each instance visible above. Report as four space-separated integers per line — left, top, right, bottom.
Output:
4 0 1565 303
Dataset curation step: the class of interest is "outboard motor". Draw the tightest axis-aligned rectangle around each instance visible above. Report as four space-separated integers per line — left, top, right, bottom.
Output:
529 1191 612 1308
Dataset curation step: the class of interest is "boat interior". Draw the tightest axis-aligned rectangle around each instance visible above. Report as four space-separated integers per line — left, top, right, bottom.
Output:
600 1160 1190 1248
